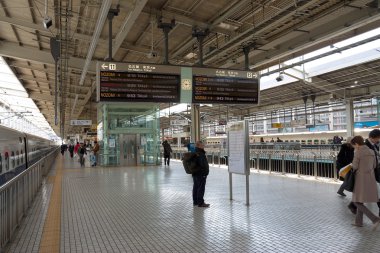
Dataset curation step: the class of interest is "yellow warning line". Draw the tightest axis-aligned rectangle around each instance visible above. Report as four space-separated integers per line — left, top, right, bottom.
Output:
39 155 63 253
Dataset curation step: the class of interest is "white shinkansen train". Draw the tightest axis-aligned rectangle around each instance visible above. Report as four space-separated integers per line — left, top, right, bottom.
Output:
0 125 55 186
205 129 375 148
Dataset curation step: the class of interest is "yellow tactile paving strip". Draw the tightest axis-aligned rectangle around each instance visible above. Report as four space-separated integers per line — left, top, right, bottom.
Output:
39 156 63 253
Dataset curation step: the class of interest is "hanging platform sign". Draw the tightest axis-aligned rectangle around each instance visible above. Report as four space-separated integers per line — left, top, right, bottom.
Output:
170 119 188 126
70 120 92 126
97 62 181 103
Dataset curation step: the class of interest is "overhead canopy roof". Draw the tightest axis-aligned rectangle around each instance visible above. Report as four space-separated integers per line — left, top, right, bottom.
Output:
0 0 380 137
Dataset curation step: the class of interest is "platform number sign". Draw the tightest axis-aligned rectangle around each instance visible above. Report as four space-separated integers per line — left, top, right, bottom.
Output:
109 63 116 70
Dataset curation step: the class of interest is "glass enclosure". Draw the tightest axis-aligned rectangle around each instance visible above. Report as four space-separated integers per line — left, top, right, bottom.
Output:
97 103 160 166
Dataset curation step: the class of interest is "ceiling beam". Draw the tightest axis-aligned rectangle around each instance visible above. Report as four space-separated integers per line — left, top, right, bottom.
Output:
0 41 97 73
112 0 148 58
222 5 380 69
170 0 251 59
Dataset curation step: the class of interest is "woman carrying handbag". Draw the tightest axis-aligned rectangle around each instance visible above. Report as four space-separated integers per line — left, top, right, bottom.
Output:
350 136 380 230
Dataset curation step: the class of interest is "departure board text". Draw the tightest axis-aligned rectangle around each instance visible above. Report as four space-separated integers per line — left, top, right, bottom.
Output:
99 71 180 102
192 75 259 104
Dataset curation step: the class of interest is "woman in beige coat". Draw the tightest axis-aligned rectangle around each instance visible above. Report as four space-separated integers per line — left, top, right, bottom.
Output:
351 136 380 229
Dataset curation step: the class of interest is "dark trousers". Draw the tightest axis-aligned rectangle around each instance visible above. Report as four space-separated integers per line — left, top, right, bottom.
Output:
164 155 170 165
337 180 347 193
192 175 207 205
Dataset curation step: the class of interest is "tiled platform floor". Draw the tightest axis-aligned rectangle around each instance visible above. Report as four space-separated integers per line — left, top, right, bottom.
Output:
5 154 380 253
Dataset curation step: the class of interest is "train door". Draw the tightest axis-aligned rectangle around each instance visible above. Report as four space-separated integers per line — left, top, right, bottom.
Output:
119 134 137 166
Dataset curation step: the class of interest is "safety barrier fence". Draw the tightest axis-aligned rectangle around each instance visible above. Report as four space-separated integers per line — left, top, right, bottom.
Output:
0 147 59 251
171 147 338 180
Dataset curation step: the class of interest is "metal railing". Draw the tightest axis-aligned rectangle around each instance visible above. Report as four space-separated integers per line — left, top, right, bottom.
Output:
172 145 338 180
0 148 59 251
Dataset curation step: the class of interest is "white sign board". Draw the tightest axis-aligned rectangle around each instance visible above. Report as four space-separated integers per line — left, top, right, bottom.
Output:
228 120 249 175
109 138 115 148
290 119 306 127
170 119 188 126
70 120 92 126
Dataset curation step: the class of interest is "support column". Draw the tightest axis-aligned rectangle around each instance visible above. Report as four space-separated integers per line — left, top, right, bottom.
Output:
243 45 251 71
346 99 354 137
102 104 109 165
191 104 200 142
158 18 175 65
377 97 380 126
192 28 209 67
107 5 120 61
263 118 268 134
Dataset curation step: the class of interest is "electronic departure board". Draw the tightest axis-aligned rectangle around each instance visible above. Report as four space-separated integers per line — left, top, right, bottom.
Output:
97 62 181 103
192 68 259 104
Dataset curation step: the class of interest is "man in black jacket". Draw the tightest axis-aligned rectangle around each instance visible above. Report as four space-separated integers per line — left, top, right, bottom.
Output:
162 140 172 166
192 141 210 207
365 129 380 216
336 137 354 196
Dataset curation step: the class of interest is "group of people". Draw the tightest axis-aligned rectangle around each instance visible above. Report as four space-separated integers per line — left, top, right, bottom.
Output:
336 129 380 229
60 141 100 167
163 139 210 208
259 137 283 142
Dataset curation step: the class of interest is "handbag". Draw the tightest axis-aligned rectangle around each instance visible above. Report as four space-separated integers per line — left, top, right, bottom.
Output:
343 169 356 192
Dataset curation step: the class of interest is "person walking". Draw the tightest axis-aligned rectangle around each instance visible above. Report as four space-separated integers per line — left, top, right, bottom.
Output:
60 143 67 156
192 141 210 208
336 137 354 197
365 129 380 216
162 140 172 166
68 143 74 158
349 136 380 230
74 142 80 157
92 141 100 166
78 143 87 167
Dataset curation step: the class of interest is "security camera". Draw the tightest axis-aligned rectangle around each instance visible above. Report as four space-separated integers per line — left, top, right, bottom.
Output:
43 17 53 29
147 52 158 58
276 74 284 82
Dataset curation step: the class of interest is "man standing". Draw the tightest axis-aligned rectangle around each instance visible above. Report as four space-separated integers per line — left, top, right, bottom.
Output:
192 141 210 207
162 140 172 166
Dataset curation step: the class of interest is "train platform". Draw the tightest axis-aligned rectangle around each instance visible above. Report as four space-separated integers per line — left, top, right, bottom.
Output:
4 154 380 253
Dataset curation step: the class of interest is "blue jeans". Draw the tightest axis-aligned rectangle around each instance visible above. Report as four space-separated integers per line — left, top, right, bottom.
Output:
193 175 207 205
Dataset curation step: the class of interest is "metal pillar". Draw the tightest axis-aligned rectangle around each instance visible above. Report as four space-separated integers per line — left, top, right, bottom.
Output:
107 5 120 61
192 28 209 67
191 104 200 142
346 98 354 137
243 45 251 70
158 19 175 65
377 97 380 127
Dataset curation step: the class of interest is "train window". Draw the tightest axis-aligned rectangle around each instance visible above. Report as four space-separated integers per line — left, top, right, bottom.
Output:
0 154 2 173
5 152 9 171
11 151 15 168
19 137 23 143
16 151 20 166
20 150 24 163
